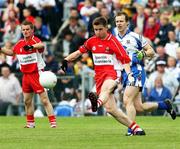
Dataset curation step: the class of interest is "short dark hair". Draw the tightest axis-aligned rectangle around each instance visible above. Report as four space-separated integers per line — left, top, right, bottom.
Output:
92 16 108 27
115 11 129 22
0 63 11 71
21 20 34 30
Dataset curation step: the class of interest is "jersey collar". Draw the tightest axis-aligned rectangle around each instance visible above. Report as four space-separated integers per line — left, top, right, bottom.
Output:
118 29 131 39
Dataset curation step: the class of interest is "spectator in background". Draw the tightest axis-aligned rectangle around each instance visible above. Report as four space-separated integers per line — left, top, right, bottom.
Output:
23 8 35 24
145 59 179 96
143 16 160 42
53 29 73 61
172 0 180 16
80 0 98 27
143 75 172 115
34 17 50 41
62 16 83 37
81 53 93 69
164 31 179 58
16 0 26 23
2 3 19 22
155 45 169 63
0 63 22 115
151 8 161 24
62 0 77 21
52 7 85 44
166 56 180 80
70 27 87 53
146 0 157 9
88 0 105 36
132 4 148 33
144 75 172 102
44 50 59 73
3 19 21 45
73 60 94 90
39 0 58 37
154 15 174 46
54 93 74 117
1 9 20 34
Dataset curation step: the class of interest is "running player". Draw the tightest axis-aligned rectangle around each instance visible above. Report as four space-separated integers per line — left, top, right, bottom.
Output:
60 16 145 135
113 11 176 135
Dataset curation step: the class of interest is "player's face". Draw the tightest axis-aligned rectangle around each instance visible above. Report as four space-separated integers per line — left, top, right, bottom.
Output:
93 25 108 39
21 25 33 39
115 15 128 33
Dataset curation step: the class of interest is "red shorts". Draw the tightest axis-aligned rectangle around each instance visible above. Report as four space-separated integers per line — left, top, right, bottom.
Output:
95 71 117 95
22 71 44 94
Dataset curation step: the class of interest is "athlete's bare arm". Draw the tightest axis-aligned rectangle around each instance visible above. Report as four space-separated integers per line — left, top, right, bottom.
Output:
143 44 155 58
0 46 14 56
32 42 44 49
65 50 82 62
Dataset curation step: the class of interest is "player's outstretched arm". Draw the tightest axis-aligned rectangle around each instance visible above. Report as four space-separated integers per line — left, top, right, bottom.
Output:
59 50 82 74
0 46 14 56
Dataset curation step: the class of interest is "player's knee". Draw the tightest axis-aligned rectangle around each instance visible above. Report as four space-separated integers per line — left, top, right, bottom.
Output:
24 98 32 106
41 98 49 106
135 105 144 113
123 98 133 108
105 106 116 114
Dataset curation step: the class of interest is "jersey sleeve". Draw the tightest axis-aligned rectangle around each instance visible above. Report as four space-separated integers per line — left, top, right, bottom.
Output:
111 36 131 64
78 38 91 53
141 35 148 48
33 36 44 53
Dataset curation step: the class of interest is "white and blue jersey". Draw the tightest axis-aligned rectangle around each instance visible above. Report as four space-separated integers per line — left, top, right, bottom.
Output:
113 28 148 89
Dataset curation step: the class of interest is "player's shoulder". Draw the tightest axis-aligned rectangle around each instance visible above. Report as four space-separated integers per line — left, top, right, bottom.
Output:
32 36 42 43
128 31 139 38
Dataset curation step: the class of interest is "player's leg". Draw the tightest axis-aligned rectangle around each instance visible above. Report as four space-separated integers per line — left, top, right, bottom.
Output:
39 91 57 128
104 94 145 135
88 79 117 112
30 72 57 128
134 93 176 120
23 92 35 128
134 92 158 113
123 86 139 121
123 86 142 135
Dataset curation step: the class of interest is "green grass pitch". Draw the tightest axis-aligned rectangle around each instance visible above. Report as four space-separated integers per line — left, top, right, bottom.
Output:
0 116 180 149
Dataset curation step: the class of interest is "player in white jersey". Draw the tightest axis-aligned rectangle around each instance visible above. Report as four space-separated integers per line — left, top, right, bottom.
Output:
113 11 176 135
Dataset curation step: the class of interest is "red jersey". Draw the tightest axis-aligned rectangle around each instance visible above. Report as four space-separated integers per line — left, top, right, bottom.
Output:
13 36 45 73
79 33 131 73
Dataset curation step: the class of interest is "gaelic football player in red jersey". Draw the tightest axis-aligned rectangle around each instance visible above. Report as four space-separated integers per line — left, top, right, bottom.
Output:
60 16 145 135
0 21 56 128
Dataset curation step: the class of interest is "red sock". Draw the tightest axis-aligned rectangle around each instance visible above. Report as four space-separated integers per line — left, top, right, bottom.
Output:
129 121 141 133
26 115 35 128
48 115 57 128
97 99 103 107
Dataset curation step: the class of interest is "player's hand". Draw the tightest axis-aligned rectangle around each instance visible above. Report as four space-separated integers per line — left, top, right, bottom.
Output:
23 45 34 51
127 72 135 86
60 59 68 73
135 50 146 61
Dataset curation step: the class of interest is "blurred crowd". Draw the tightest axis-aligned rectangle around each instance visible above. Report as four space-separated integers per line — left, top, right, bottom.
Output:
0 0 179 116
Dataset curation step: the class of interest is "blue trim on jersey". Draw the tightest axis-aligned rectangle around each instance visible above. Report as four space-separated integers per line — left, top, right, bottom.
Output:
133 36 142 50
118 29 131 39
